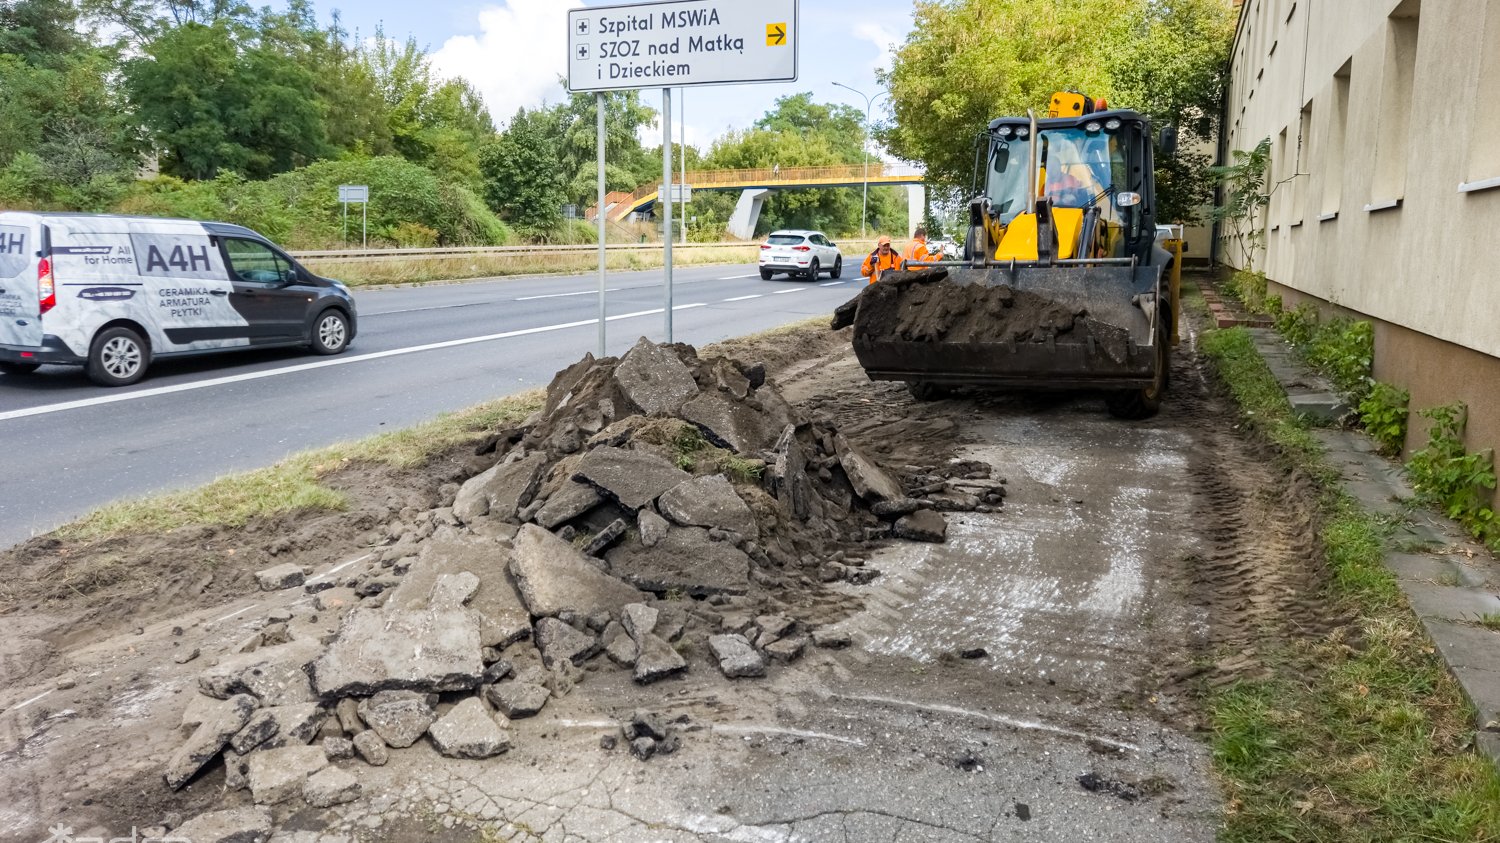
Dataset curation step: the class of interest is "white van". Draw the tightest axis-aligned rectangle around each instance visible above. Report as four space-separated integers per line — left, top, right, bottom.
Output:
0 212 358 386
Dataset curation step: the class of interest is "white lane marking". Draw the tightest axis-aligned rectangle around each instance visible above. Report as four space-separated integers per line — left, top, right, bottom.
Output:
4 689 54 715
718 273 760 280
211 605 255 624
516 288 620 301
306 552 373 584
838 693 1141 753
0 306 704 423
723 294 763 302
771 288 805 295
819 281 846 287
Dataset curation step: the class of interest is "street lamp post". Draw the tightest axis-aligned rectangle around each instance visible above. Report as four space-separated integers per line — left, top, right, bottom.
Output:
833 81 889 239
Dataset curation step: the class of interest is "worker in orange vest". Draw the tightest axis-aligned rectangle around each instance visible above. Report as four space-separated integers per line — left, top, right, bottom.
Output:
903 227 937 264
861 235 905 284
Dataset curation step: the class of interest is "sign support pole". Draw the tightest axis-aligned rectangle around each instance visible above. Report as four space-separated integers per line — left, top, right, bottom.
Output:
679 89 687 246
662 87 674 343
597 91 608 357
342 200 348 245
361 202 367 249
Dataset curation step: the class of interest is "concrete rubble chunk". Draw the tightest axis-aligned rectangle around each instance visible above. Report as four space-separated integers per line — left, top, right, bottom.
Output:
427 698 513 759
630 736 657 760
454 451 549 523
484 681 550 719
811 627 853 649
386 531 532 649
708 634 766 678
835 433 905 503
606 526 752 597
871 498 922 519
509 524 647 618
583 518 629 556
322 736 355 761
334 697 363 734
534 481 603 529
303 766 362 808
199 639 321 706
658 474 759 539
223 749 249 791
711 358 751 400
229 703 324 754
352 730 389 766
767 424 813 520
357 690 437 749
429 572 481 609
638 509 670 548
164 693 259 790
255 563 305 591
535 617 600 668
754 615 795 646
614 336 701 415
543 352 598 417
246 744 327 805
171 807 273 843
314 587 360 612
680 390 782 454
310 607 483 698
620 603 659 643
181 693 235 730
894 509 949 543
573 446 694 510
655 606 687 642
633 633 688 684
764 634 808 663
605 631 638 666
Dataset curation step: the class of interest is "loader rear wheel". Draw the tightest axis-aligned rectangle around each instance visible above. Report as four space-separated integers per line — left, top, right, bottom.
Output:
1106 322 1168 420
907 381 953 402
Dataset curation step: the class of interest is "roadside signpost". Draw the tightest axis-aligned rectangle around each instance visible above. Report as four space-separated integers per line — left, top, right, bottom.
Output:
338 185 369 248
568 0 799 350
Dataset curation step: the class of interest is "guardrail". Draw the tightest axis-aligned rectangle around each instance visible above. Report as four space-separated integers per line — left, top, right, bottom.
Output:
291 242 761 263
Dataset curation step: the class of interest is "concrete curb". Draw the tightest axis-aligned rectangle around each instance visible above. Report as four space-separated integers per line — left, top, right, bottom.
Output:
1247 327 1500 765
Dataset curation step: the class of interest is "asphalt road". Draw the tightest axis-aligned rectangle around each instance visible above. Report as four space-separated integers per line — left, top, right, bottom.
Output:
0 262 862 549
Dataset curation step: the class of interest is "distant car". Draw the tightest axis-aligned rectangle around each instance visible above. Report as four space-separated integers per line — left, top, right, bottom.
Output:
0 212 358 387
928 236 959 260
759 230 843 280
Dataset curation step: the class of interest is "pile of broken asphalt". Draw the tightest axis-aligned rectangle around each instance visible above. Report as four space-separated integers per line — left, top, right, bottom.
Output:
160 337 1008 825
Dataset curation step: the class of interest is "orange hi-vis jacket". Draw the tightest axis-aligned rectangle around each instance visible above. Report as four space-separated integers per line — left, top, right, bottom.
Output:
903 237 935 263
861 249 905 283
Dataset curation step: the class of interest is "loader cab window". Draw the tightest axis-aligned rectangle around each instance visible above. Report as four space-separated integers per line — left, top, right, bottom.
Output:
985 125 1141 253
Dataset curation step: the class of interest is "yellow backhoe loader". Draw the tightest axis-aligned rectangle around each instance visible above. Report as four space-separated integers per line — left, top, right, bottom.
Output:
839 92 1181 419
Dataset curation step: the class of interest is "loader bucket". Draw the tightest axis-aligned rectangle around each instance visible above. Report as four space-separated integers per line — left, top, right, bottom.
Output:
847 262 1166 390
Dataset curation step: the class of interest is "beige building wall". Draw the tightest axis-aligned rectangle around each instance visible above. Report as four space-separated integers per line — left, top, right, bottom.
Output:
1222 0 1500 459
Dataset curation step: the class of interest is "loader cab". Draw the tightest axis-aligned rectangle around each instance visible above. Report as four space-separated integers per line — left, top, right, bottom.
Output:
977 111 1157 263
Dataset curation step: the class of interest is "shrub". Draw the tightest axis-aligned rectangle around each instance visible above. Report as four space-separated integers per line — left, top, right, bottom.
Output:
1305 318 1373 402
1228 270 1270 313
1358 381 1410 457
1275 303 1318 347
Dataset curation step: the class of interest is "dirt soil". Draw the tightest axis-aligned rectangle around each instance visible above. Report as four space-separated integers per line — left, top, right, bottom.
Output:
0 316 1335 842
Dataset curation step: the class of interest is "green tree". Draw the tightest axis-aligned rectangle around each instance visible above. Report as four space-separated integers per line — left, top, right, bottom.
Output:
480 108 567 233
881 0 1233 222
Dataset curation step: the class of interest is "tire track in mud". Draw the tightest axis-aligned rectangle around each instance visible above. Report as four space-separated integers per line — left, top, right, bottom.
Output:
1161 335 1337 692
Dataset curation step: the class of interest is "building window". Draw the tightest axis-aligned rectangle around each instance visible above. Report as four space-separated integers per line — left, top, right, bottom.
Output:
1322 60 1352 215
1371 0 1420 205
1467 5 1500 186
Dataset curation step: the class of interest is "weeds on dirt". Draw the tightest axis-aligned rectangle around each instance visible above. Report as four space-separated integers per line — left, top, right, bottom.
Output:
1200 325 1500 842
58 390 544 541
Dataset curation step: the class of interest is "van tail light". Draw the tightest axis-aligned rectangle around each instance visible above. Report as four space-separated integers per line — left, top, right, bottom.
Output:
38 257 56 315
760 244 771 249
793 245 811 252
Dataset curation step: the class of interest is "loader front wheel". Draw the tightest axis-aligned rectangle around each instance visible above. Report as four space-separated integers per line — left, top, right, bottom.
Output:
1106 324 1168 420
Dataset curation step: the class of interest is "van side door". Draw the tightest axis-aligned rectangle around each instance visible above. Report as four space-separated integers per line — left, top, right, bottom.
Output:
221 238 310 341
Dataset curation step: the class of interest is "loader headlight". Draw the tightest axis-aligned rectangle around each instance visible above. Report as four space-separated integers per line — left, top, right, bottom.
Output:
1105 118 1121 131
1085 121 1102 133
997 125 1013 138
1016 127 1030 138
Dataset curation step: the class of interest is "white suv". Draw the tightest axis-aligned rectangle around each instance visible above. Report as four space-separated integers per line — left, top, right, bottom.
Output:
759 230 843 280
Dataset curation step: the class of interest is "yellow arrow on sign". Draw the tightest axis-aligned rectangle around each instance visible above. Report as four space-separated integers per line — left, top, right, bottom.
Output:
766 23 786 46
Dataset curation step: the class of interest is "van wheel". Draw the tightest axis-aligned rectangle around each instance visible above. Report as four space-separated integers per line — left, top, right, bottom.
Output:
311 309 350 355
0 362 41 375
87 327 149 387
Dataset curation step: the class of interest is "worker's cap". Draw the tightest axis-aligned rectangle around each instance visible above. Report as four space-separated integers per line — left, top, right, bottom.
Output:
877 235 892 246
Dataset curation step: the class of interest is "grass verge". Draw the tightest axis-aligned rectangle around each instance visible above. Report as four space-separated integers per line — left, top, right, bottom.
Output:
303 240 879 288
1199 324 1500 841
55 389 544 542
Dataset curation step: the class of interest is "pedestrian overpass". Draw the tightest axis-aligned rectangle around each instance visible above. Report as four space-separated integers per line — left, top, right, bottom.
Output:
591 163 927 239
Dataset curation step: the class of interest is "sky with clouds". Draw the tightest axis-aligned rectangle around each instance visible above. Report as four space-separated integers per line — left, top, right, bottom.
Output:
327 0 912 151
